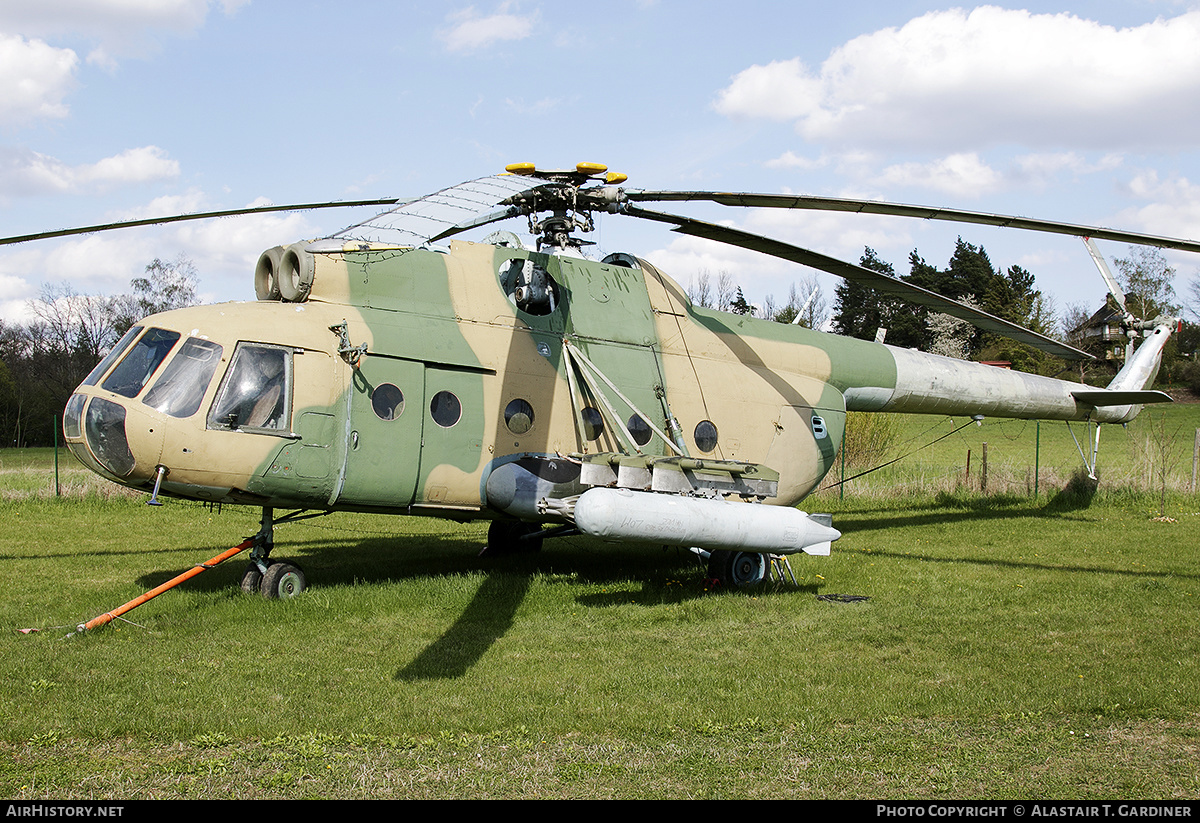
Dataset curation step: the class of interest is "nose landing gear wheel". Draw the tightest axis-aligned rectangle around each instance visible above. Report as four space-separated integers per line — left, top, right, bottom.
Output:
240 563 263 595
707 550 767 587
260 561 306 599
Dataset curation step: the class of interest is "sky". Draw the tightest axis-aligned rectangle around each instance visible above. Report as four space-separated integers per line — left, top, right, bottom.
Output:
2 0 1199 329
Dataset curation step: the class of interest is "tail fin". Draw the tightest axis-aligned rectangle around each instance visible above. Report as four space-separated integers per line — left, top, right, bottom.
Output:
1106 319 1177 393
1069 319 1177 422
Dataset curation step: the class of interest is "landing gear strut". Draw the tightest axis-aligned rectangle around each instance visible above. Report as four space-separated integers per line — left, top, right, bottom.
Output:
243 506 309 599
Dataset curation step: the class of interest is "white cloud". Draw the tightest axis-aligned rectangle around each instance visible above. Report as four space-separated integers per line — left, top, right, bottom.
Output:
877 153 1004 197
440 2 537 53
0 195 321 321
0 33 78 125
1014 152 1123 180
0 0 245 59
1114 169 1200 243
0 146 179 197
715 7 1200 151
765 151 827 171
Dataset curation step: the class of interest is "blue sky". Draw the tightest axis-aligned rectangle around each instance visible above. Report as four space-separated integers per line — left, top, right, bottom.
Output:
2 0 1199 327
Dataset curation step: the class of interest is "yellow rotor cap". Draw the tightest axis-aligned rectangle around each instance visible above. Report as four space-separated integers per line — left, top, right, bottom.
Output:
576 162 608 176
505 162 538 175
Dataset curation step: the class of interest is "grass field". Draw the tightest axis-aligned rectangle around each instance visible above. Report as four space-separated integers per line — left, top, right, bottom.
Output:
2 405 1199 799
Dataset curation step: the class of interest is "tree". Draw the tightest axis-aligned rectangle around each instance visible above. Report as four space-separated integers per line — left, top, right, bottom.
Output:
688 271 713 308
1113 246 1180 321
769 277 826 328
832 248 896 342
729 286 753 315
112 254 199 334
714 271 736 312
2 255 202 447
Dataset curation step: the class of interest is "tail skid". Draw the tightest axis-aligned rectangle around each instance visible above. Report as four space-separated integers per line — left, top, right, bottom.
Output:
1068 318 1177 478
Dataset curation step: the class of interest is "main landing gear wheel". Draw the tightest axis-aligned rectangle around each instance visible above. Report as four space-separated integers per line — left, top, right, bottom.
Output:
481 520 544 557
707 550 767 587
260 561 306 599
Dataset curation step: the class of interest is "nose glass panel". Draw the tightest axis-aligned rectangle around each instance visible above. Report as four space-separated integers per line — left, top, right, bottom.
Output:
83 397 135 477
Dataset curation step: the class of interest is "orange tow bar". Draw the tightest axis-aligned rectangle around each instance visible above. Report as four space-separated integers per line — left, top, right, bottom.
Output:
77 539 253 633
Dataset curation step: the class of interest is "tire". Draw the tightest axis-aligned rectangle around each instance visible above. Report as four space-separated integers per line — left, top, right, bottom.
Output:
240 563 264 595
260 561 306 599
707 550 767 587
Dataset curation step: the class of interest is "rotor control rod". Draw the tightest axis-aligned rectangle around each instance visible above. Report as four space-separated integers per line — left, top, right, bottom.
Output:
75 539 253 633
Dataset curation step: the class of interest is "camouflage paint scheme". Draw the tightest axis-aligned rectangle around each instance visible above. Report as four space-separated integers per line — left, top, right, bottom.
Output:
62 227 1167 526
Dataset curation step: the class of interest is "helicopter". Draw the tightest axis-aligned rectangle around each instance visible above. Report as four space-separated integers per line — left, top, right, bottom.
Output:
28 162 1189 594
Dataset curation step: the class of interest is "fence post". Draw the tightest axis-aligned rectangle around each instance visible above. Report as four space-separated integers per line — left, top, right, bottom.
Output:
982 442 988 494
53 414 60 498
1034 421 1040 499
1192 428 1199 493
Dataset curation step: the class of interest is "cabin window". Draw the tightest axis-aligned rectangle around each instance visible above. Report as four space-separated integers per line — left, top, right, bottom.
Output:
627 414 652 447
694 420 719 453
430 390 461 428
371 383 405 421
207 343 292 433
143 338 224 419
581 407 604 440
504 399 534 434
100 327 181 398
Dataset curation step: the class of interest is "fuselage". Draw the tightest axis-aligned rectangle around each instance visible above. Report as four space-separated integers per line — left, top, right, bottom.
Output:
61 237 1164 518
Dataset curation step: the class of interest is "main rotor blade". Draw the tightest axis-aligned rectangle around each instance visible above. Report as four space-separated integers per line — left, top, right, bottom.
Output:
624 205 1094 361
1083 237 1130 316
624 191 1200 255
0 199 403 247
312 174 549 251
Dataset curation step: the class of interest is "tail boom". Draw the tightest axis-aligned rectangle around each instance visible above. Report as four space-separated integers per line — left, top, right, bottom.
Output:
842 323 1175 424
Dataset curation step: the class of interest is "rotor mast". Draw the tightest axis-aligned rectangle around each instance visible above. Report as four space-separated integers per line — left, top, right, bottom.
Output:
503 162 627 252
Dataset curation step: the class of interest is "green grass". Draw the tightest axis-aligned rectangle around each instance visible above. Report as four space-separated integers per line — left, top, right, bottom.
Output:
2 408 1200 798
823 402 1200 500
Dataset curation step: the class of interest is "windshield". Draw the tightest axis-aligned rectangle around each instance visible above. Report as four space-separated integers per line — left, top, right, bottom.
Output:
82 326 142 387
101 327 181 398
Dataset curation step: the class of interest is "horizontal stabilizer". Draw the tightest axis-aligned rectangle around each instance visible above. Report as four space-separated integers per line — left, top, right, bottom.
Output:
1071 389 1173 407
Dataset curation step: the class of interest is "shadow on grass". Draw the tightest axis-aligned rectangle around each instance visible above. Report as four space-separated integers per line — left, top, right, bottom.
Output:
129 526 730 680
833 482 1103 535
394 571 531 681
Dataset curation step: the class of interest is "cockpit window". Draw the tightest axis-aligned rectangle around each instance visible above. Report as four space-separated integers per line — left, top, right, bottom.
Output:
82 325 143 387
207 343 292 433
143 338 224 419
101 327 181 398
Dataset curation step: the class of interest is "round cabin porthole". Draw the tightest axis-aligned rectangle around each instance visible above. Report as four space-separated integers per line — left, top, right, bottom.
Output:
371 383 405 421
504 398 534 434
430 390 461 428
581 407 604 441
627 414 652 447
694 420 719 453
